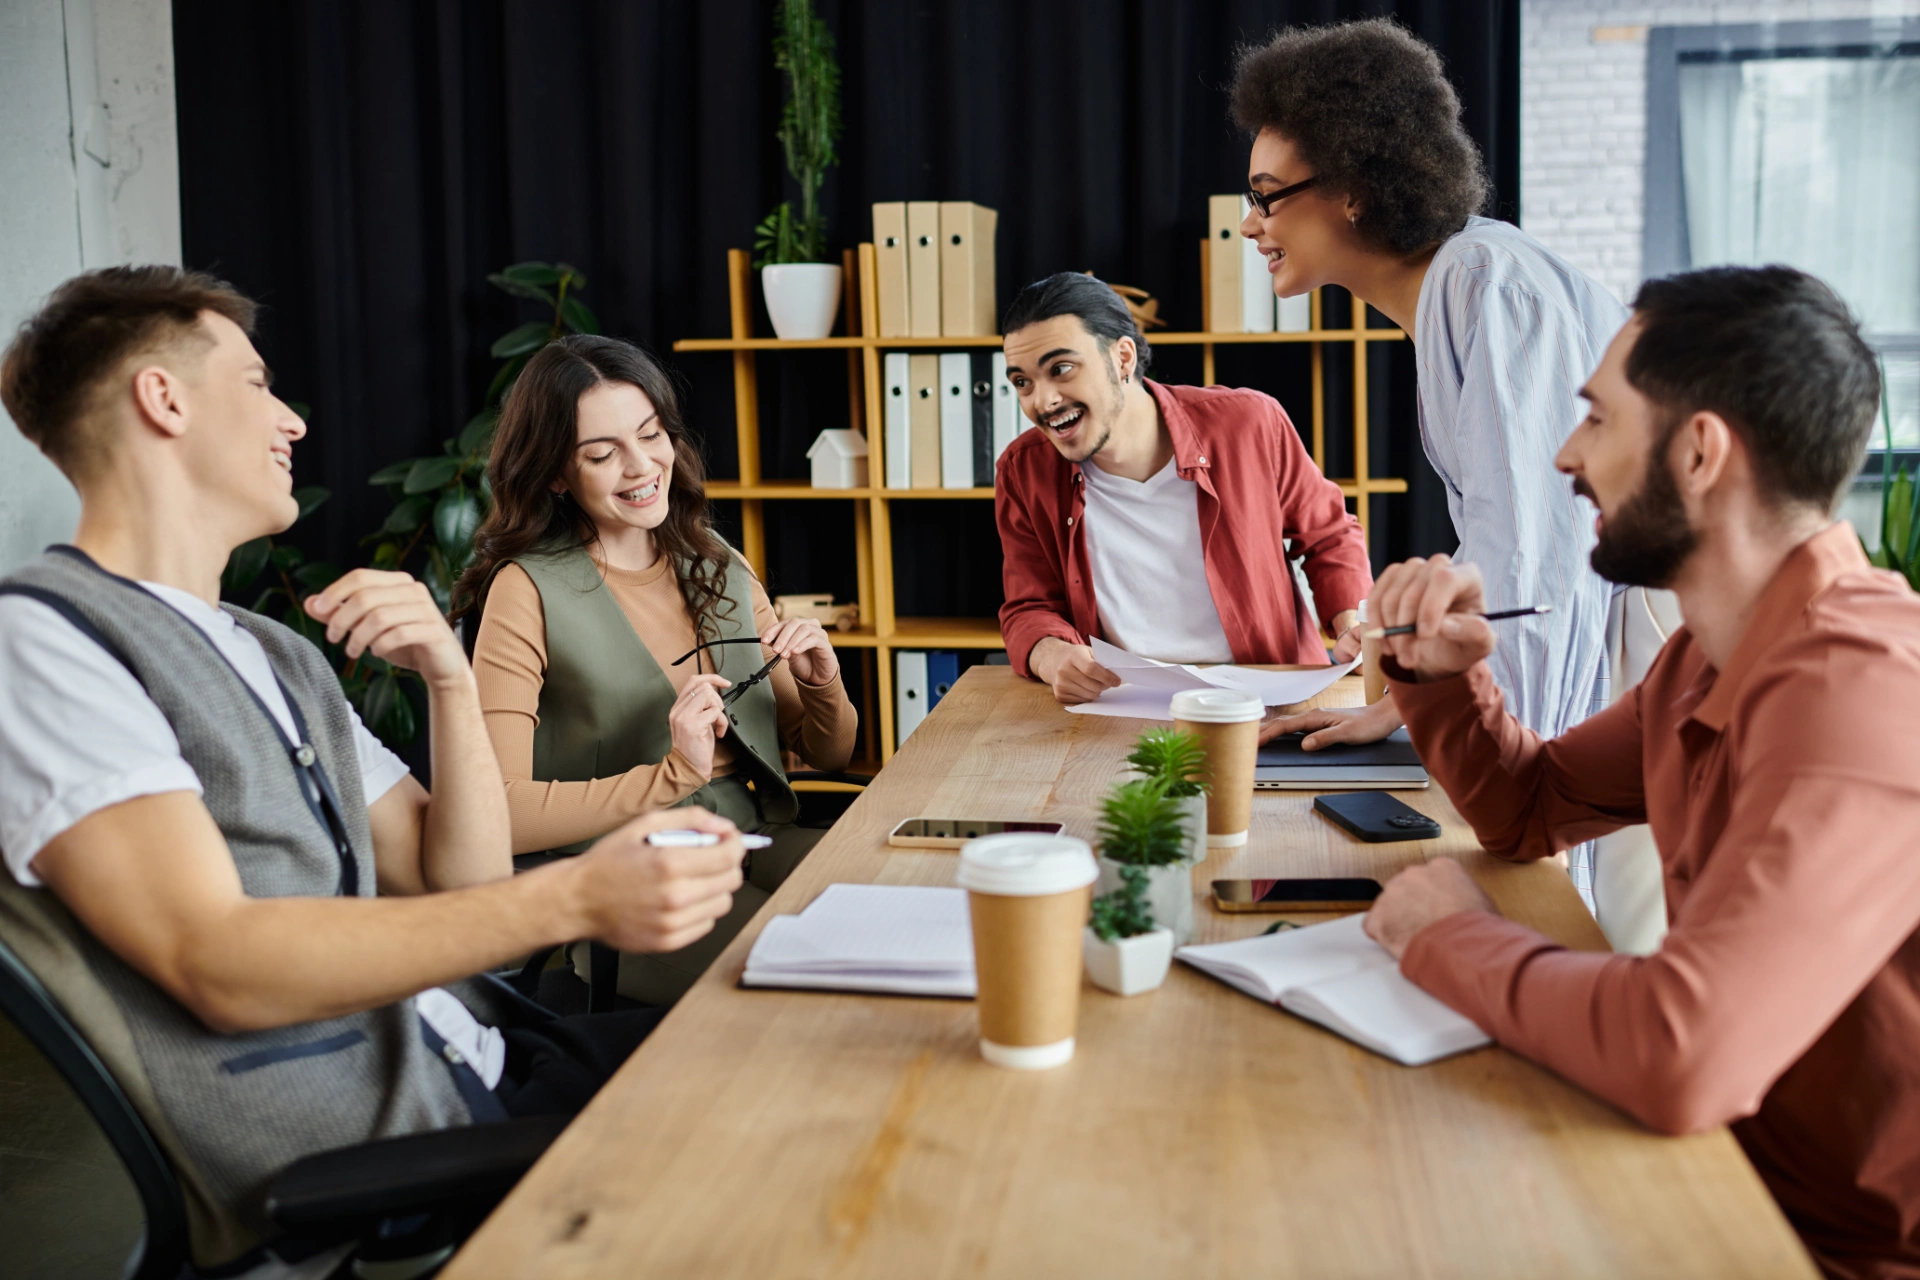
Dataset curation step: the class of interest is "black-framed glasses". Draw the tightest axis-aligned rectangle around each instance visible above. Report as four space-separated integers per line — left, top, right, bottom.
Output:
670 637 782 707
1245 175 1318 218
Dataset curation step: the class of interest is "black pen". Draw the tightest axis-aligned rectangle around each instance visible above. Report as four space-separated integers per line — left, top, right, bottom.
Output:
1367 604 1552 639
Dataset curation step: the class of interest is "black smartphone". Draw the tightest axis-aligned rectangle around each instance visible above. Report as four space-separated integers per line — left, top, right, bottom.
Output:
1212 878 1384 912
1313 793 1443 843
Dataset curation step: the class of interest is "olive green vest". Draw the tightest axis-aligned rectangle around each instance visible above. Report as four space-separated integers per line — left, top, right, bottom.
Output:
514 545 798 853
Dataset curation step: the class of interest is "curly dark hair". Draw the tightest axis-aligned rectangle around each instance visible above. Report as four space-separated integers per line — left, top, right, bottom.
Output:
1229 19 1489 255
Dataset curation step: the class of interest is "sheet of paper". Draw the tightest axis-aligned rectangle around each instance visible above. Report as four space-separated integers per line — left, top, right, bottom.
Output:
1176 913 1388 998
745 885 973 975
1065 638 1359 720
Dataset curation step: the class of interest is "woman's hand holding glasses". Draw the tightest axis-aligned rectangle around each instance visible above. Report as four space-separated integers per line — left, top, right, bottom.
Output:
759 616 839 686
668 673 732 778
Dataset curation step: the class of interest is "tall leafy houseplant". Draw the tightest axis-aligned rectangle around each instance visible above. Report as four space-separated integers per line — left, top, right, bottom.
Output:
753 0 841 266
1864 363 1920 592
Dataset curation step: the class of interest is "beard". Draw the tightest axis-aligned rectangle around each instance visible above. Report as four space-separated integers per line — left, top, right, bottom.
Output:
1582 443 1697 588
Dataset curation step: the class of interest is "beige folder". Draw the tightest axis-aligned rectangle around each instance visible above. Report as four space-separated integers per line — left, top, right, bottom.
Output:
873 202 910 338
908 353 941 488
939 202 998 336
1207 194 1245 334
907 202 942 338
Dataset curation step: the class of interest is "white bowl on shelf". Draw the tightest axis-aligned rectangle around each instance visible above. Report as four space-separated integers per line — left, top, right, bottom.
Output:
762 263 842 340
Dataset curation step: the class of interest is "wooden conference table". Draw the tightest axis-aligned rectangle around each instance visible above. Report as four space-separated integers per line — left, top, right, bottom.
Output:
446 669 1815 1279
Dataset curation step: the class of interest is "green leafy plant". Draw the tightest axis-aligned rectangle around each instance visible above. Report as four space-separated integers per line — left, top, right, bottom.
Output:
1090 864 1157 942
753 0 841 266
1864 360 1920 592
1125 727 1211 799
1096 778 1188 868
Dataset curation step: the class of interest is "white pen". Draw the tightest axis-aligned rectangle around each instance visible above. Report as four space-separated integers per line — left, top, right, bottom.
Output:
646 829 773 850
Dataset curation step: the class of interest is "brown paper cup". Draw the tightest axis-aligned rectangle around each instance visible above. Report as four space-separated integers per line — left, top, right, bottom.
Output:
1172 688 1265 849
1363 630 1388 706
957 834 1099 1070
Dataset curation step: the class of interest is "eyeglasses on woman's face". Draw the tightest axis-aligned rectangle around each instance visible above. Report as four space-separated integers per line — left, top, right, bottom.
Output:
1245 175 1318 219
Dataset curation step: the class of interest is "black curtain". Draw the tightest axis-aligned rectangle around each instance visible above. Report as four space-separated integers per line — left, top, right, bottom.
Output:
174 0 1516 609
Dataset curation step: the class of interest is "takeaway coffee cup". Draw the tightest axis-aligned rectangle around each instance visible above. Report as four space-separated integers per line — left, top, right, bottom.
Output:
956 833 1098 1070
1172 688 1265 849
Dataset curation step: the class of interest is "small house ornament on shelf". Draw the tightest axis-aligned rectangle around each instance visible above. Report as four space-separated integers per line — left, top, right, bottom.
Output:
807 429 868 489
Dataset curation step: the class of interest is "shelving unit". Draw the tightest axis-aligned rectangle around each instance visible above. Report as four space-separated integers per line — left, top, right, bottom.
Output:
671 244 1406 763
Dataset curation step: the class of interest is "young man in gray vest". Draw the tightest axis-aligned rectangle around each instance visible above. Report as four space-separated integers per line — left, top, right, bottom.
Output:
0 266 747 1273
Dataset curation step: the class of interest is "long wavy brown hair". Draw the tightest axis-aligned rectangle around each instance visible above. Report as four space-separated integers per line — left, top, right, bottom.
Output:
453 335 735 641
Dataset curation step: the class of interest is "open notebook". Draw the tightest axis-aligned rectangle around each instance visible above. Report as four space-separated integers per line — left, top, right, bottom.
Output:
741 883 975 997
1176 915 1489 1066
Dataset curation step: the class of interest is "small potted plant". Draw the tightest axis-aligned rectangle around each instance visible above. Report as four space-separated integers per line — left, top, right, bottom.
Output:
1094 777 1195 945
1126 727 1210 865
1084 864 1174 996
754 0 844 339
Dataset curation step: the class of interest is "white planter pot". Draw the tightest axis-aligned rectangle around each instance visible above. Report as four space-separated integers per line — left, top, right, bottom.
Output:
1174 792 1208 864
1083 926 1175 996
1095 855 1195 946
761 263 843 340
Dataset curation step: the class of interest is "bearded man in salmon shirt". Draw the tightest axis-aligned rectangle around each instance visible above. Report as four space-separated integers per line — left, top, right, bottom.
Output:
1362 264 1919 1279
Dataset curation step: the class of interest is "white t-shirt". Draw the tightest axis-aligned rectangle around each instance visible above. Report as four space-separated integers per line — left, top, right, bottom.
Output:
0 582 503 1089
1080 457 1234 664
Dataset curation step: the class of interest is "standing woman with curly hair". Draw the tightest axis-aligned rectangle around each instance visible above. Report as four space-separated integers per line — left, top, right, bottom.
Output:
455 336 858 1003
1231 20 1670 950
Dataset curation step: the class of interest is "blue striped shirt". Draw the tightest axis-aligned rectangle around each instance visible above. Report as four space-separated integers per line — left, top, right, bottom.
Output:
1414 217 1627 739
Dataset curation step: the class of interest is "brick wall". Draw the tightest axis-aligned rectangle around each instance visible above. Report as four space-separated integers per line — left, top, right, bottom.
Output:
1519 0 1915 305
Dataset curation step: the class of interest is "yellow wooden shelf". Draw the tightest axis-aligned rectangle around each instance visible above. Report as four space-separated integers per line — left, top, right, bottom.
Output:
1153 327 1405 344
673 334 1005 352
685 244 1407 763
708 481 873 499
887 617 1006 648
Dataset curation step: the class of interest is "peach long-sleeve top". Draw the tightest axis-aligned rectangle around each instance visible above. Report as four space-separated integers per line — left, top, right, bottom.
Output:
1390 525 1920 1280
472 554 858 854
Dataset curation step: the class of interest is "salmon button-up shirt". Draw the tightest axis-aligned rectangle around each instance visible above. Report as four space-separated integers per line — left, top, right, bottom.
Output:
1391 523 1920 1280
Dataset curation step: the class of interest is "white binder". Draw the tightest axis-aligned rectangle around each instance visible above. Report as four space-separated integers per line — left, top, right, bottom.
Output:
883 351 911 489
990 351 1019 466
1278 291 1312 333
895 650 929 747
938 351 973 489
1241 233 1275 334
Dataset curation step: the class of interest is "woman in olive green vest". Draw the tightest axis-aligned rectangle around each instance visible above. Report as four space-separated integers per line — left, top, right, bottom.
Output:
455 336 859 1003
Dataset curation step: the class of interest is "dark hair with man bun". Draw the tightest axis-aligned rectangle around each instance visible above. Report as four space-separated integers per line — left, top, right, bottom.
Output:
1229 19 1488 255
1001 273 1151 375
1628 266 1879 514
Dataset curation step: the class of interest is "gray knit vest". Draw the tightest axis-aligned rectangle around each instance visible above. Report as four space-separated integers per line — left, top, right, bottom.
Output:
0 548 488 1269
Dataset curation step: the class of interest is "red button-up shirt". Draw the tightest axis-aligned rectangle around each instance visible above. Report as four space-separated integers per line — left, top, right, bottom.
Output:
994 380 1372 676
1392 524 1920 1279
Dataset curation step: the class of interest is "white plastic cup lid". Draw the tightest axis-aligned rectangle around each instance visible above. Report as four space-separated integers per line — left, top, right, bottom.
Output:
1170 688 1264 723
956 833 1097 896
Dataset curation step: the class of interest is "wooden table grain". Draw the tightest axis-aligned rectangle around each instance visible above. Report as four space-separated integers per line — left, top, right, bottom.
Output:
445 668 1815 1279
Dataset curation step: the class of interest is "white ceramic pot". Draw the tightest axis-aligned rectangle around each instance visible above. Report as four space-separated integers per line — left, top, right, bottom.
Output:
1174 792 1208 864
1095 855 1195 946
1083 926 1175 996
761 262 843 340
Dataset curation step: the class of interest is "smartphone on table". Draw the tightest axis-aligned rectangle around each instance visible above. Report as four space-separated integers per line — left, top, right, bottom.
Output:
1211 878 1384 912
1313 793 1442 843
887 818 1065 849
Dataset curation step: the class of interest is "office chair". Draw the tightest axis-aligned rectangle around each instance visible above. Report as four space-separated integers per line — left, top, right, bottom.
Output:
0 936 565 1279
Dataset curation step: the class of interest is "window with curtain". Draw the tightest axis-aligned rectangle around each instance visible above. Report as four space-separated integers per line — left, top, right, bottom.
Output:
1647 23 1920 456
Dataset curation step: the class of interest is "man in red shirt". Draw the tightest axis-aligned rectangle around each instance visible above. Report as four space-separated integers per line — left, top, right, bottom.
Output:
1361 265 1918 1278
995 272 1372 703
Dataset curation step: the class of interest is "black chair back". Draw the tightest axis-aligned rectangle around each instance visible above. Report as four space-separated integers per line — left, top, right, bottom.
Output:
0 936 189 1280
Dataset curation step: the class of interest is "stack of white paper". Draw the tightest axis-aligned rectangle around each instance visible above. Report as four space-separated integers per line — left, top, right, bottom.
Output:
741 884 975 997
1176 915 1490 1066
1065 638 1358 720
